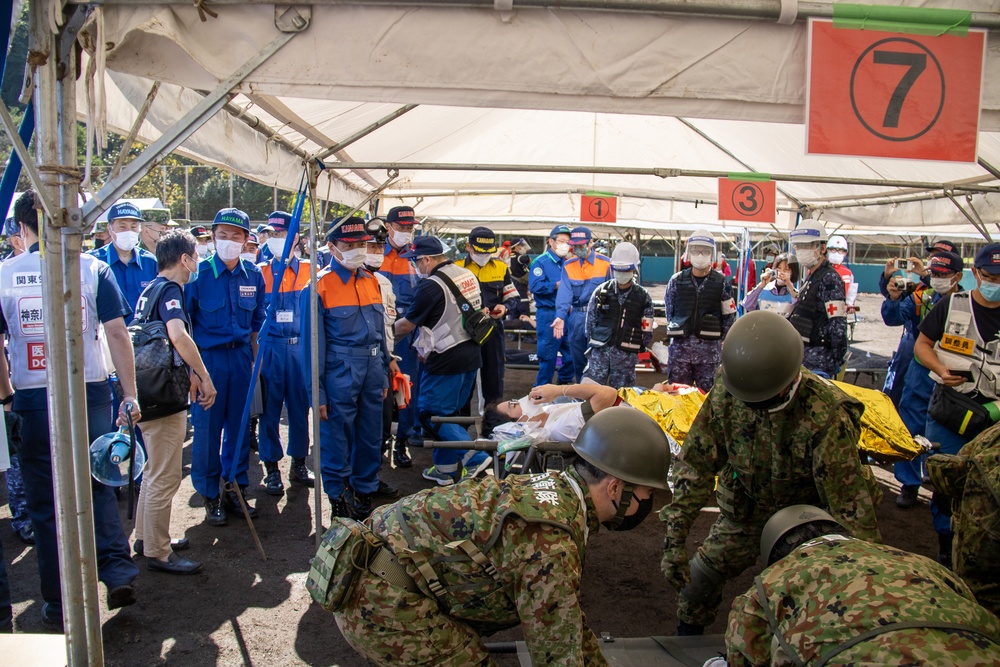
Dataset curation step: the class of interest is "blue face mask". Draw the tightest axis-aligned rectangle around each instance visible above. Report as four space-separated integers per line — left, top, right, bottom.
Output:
979 280 1000 303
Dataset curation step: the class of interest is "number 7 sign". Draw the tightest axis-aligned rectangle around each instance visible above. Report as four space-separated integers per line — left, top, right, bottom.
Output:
807 19 985 163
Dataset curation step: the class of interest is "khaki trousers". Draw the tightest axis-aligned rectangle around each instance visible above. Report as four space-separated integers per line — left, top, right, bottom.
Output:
135 411 188 559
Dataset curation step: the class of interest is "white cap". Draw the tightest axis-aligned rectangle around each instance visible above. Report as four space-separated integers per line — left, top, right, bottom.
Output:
687 229 716 250
827 235 848 251
789 221 828 244
610 242 640 270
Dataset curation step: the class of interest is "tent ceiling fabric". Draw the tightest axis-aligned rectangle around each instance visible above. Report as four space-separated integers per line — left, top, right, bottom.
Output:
87 3 1000 233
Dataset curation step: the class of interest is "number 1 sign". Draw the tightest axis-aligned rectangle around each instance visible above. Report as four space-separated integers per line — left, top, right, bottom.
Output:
807 19 985 163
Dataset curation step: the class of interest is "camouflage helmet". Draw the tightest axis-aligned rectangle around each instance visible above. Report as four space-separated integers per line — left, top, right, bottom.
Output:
572 407 670 490
760 504 841 565
721 311 803 403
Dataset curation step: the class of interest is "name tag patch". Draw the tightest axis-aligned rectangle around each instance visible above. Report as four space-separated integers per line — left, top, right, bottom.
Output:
941 333 975 356
239 285 257 298
276 310 294 323
27 342 46 370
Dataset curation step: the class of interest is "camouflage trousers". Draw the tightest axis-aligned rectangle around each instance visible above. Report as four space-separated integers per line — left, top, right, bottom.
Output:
335 570 496 667
666 338 721 391
4 452 30 533
583 346 638 389
679 514 765 627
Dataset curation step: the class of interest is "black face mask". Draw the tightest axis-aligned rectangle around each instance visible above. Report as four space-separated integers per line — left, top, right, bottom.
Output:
602 487 654 532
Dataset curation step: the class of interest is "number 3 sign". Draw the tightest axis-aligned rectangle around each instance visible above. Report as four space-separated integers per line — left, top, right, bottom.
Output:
807 20 985 163
718 178 776 223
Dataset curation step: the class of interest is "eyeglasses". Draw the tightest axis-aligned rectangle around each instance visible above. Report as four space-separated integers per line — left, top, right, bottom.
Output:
507 399 518 409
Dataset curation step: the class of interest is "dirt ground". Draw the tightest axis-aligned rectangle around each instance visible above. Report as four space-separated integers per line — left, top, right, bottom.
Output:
0 291 939 666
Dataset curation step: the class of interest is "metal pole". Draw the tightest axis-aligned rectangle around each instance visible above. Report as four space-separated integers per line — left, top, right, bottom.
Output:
185 167 190 219
229 172 234 207
32 2 103 663
162 165 168 202
273 184 278 211
308 162 323 547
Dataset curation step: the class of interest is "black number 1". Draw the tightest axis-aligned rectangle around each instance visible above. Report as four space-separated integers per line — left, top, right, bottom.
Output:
872 50 926 128
594 200 604 217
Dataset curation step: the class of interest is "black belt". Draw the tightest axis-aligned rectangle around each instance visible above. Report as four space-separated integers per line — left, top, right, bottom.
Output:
266 336 300 345
212 341 247 350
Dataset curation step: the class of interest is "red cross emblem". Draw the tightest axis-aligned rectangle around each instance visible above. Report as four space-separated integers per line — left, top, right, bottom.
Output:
827 302 838 316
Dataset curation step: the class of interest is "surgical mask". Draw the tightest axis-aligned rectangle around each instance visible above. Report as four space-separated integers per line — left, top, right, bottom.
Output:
764 254 776 264
553 242 570 258
365 253 385 269
603 491 653 531
572 245 589 259
980 281 1000 303
336 247 367 271
215 239 243 262
613 270 634 285
689 253 712 270
930 275 956 293
828 251 847 265
240 252 257 263
470 251 492 267
390 230 412 248
195 244 210 258
518 396 544 418
112 230 139 253
794 247 820 269
266 237 288 258
184 257 200 284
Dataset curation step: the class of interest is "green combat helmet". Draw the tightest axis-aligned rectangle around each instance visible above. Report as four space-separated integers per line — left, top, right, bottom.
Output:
760 504 842 565
721 310 804 403
572 406 670 490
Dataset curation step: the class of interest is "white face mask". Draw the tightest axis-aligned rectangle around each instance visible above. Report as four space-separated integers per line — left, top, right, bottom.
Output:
365 252 385 269
112 230 139 253
390 230 412 248
336 247 367 271
470 251 492 267
828 250 847 265
518 396 544 418
689 252 712 270
553 242 570 258
613 270 634 285
215 239 243 262
240 252 257 263
206 241 215 254
930 275 956 293
195 244 210 258
764 255 776 264
794 247 820 269
266 237 287 258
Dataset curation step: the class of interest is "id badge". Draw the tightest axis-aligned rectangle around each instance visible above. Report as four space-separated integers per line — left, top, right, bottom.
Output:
941 333 975 356
276 311 294 323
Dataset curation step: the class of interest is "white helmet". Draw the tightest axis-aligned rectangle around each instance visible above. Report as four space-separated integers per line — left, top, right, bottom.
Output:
687 229 716 251
610 242 640 270
827 235 848 252
788 221 828 245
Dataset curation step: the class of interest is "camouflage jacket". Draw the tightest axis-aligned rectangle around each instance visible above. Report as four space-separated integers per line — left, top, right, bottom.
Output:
927 422 1000 617
368 468 608 666
659 370 881 545
726 535 1000 666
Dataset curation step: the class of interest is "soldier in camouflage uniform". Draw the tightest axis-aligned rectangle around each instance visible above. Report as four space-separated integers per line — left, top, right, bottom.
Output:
726 505 1000 666
659 312 881 635
927 422 1000 617
322 408 670 666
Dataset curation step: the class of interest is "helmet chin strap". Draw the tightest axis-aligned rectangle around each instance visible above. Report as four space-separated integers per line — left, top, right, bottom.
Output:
608 483 635 528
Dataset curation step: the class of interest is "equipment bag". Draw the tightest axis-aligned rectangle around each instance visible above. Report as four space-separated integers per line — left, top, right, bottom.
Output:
307 517 380 612
439 273 496 345
928 383 993 438
128 280 191 421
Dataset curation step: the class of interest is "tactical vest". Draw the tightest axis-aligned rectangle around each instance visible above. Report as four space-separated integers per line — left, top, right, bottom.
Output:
931 292 1000 400
789 261 840 346
415 262 482 357
590 281 647 352
665 269 724 339
0 251 108 389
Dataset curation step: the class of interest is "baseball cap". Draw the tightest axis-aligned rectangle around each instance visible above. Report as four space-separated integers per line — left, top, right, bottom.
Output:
569 226 592 246
399 235 446 259
385 206 417 226
327 216 373 244
549 224 572 238
190 225 211 239
107 202 144 223
246 233 260 246
212 207 251 232
974 243 1000 275
928 251 963 274
267 211 293 233
469 227 498 253
926 239 959 255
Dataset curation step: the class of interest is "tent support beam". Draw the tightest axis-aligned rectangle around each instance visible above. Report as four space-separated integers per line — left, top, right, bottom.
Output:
109 81 160 179
329 162 1000 194
978 157 1000 183
0 102 58 218
945 192 992 242
313 103 418 162
82 27 303 224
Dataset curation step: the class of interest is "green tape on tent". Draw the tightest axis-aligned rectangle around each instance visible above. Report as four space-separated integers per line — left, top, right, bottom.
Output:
832 3 971 37
584 190 616 197
726 172 771 182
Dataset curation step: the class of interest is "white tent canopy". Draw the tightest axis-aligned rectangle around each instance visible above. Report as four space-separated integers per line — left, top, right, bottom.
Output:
81 1 1000 236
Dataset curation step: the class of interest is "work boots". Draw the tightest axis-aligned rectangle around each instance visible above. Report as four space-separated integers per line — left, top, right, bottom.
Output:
203 495 227 527
393 438 412 468
223 485 258 520
289 457 315 487
262 461 284 497
346 489 374 520
330 493 351 520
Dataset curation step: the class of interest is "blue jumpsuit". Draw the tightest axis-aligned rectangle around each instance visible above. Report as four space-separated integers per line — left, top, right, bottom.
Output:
185 255 266 497
258 257 310 464
89 244 158 312
379 246 420 438
529 249 575 385
555 251 611 382
301 262 388 499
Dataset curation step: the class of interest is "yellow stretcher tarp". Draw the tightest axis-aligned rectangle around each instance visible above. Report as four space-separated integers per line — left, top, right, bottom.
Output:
618 388 706 446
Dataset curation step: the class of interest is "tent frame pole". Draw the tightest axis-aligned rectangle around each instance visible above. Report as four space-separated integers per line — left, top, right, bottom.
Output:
312 104 418 162
109 81 160 180
307 161 323 548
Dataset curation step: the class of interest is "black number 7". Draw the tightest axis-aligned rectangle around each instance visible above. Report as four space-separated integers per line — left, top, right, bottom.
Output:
872 50 926 128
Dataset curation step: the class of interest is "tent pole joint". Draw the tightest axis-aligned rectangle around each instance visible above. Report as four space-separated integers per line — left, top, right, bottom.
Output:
274 5 311 32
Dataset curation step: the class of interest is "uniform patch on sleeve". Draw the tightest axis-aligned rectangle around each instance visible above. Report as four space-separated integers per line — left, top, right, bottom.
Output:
165 299 181 310
533 267 543 277
824 300 847 318
721 298 737 315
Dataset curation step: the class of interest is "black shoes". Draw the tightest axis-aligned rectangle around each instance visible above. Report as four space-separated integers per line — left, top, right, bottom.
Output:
346 490 373 520
290 458 315 487
896 485 919 508
393 439 412 468
263 461 285 497
374 479 399 499
107 584 137 610
41 603 63 631
204 495 228 527
329 493 351 519
147 552 203 575
133 537 190 557
223 486 258 519
15 524 34 545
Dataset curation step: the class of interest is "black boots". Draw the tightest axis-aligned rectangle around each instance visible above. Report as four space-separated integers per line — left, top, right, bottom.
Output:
263 461 284 496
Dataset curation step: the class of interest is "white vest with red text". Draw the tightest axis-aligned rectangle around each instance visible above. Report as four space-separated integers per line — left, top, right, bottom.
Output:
414 262 482 357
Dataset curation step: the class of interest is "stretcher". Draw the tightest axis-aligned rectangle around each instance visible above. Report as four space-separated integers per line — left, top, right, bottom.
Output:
486 635 727 666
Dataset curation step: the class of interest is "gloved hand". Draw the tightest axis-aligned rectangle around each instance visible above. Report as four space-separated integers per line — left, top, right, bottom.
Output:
661 539 690 591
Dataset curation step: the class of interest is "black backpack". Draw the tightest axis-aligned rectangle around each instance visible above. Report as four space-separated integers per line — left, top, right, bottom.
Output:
128 280 191 421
